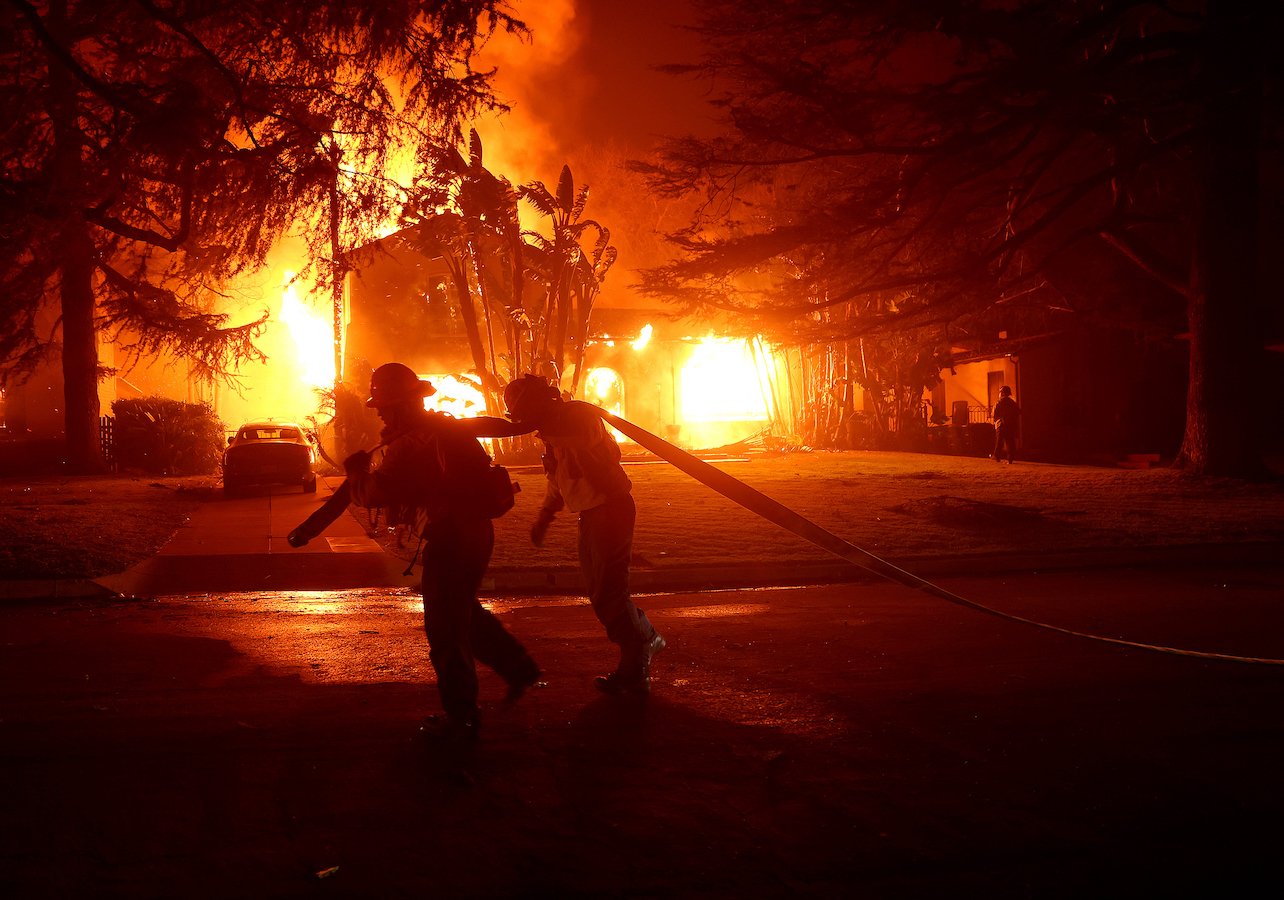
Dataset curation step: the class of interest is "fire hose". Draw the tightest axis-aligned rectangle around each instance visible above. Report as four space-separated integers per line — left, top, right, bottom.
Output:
288 409 1283 666
596 409 1284 667
287 478 352 548
286 437 395 548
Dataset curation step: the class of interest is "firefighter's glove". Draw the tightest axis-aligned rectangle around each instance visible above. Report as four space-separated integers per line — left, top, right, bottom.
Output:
530 509 556 548
343 449 371 476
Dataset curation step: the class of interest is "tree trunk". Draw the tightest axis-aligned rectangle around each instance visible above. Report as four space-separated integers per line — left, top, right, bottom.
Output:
467 242 502 414
448 253 502 408
1177 2 1266 477
48 0 104 474
328 141 345 390
60 219 105 474
555 267 574 376
568 282 596 397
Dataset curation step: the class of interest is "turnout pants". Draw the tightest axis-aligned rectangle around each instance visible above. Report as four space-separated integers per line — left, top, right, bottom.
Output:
577 494 658 663
993 425 1018 463
421 516 533 723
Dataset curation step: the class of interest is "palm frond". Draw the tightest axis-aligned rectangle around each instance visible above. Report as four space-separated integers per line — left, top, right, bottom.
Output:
572 184 590 222
520 182 559 218
556 165 575 214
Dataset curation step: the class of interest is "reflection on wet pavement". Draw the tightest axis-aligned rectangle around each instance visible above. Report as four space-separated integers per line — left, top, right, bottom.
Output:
662 604 770 618
130 590 784 699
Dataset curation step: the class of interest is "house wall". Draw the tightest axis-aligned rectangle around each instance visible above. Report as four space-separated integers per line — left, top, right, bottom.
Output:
1018 330 1186 462
344 249 476 379
934 334 1189 463
935 356 1018 424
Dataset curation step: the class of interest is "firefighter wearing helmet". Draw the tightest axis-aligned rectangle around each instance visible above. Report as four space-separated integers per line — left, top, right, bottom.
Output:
345 363 541 741
504 374 666 697
990 384 1020 464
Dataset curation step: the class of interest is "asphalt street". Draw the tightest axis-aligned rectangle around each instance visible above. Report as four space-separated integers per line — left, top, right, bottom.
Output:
3 548 1284 897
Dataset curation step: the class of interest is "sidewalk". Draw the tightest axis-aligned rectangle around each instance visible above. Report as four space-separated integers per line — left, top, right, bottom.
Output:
69 476 414 600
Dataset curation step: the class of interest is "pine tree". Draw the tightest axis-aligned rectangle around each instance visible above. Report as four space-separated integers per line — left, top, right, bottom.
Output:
1 0 522 472
637 0 1279 476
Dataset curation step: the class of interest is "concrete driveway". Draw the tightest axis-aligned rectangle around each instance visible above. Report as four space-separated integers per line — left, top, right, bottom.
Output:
94 475 417 596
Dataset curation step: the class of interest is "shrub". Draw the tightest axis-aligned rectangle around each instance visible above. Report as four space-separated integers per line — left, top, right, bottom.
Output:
111 397 225 475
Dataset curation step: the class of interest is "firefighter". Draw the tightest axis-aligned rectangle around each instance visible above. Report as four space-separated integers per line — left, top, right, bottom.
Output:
503 374 666 696
345 363 541 740
991 385 1021 464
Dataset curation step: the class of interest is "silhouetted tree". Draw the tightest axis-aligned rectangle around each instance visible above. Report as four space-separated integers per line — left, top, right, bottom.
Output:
637 0 1280 477
0 0 522 472
402 129 526 412
520 166 612 380
566 226 617 396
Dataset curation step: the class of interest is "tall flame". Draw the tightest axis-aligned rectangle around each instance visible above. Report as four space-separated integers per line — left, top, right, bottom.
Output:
421 374 487 418
680 337 774 422
631 323 652 350
279 271 336 388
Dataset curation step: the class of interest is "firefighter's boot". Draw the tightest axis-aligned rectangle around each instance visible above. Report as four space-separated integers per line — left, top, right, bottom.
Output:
595 623 666 696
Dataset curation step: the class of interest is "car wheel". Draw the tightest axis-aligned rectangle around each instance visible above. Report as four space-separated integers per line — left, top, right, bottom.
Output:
304 475 318 493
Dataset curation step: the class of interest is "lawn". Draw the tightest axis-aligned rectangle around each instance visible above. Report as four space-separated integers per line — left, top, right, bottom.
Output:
0 476 208 580
4 451 1281 582
486 450 1284 573
485 449 1278 567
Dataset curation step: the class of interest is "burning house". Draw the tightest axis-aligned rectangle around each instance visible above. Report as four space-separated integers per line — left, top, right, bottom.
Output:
338 226 796 455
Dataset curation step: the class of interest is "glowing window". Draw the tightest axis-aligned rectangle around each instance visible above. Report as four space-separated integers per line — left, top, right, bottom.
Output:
584 367 624 417
240 427 300 441
680 338 773 422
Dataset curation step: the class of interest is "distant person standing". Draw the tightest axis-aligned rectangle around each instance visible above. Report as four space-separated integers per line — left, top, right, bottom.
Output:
991 385 1020 464
503 374 666 697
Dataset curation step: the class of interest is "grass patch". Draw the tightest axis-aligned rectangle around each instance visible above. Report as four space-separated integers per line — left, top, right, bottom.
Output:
4 451 1283 581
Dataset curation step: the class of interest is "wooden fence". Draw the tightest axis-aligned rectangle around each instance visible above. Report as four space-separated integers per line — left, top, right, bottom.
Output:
100 415 116 473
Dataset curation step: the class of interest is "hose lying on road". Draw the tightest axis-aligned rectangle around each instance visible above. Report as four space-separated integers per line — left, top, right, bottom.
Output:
598 409 1284 667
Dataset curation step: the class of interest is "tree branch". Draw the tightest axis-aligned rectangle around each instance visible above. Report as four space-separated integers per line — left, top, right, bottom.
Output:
83 156 194 251
5 0 153 119
1100 229 1191 298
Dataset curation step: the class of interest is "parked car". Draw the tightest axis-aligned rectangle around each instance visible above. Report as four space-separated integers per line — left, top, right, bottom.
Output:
222 420 317 496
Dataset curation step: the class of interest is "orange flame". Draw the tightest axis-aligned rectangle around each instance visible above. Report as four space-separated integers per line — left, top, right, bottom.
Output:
585 366 624 415
420 374 487 418
279 272 335 388
680 337 774 422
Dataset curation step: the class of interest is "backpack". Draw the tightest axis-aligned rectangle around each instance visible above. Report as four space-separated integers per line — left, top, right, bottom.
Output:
428 412 518 519
478 462 518 519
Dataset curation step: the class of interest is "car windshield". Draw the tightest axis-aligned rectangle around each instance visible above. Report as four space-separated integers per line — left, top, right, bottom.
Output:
239 427 299 441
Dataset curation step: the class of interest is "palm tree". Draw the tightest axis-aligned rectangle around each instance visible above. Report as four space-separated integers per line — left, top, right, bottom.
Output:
567 227 617 396
519 166 608 382
402 130 525 413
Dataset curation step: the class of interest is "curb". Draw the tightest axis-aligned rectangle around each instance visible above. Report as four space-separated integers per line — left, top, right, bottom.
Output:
10 541 1277 604
1 578 118 603
479 541 1284 595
